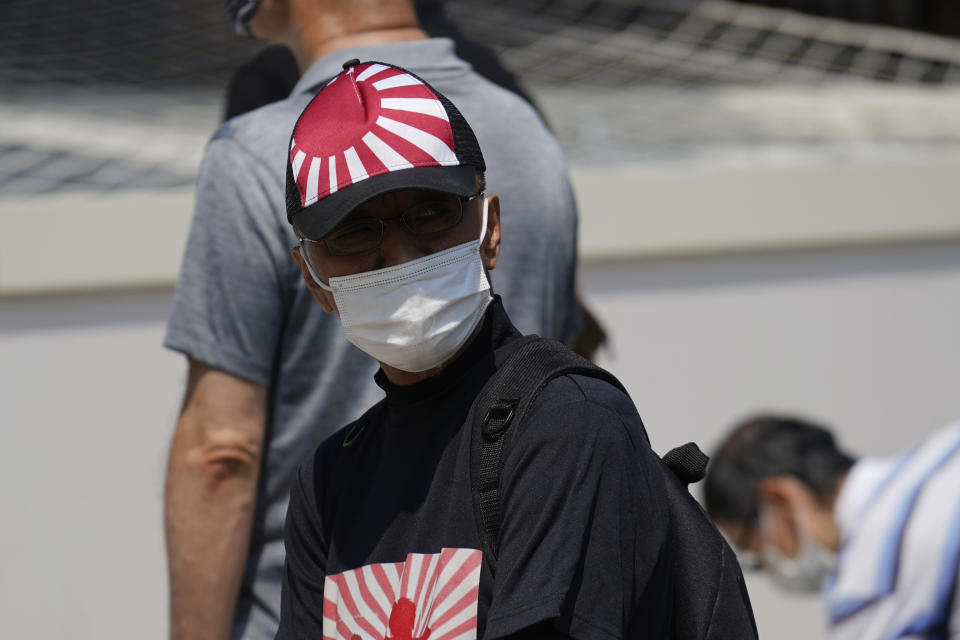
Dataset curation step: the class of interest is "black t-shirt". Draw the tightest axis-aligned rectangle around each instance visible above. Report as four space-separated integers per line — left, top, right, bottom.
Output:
277 299 672 640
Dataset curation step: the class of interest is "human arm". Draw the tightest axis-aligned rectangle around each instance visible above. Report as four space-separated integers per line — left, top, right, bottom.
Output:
485 375 672 640
165 359 267 640
161 131 297 636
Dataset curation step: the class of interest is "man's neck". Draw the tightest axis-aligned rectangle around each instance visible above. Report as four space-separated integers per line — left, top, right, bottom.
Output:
820 471 849 551
288 13 428 72
297 27 428 72
378 311 489 387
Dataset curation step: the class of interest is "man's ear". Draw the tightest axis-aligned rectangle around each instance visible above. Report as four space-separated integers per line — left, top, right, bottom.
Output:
481 194 501 271
290 247 336 314
757 476 808 559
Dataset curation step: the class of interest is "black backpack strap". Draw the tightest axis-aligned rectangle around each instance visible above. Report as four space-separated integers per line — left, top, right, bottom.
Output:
468 339 759 639
470 337 628 567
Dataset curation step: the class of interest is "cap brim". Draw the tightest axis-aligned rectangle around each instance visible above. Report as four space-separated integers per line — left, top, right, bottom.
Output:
292 165 478 241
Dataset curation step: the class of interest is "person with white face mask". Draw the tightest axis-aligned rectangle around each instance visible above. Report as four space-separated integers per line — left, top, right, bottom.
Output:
705 414 960 640
275 60 675 640
164 2 584 636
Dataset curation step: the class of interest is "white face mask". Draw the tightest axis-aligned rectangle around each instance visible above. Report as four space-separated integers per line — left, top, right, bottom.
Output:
304 197 493 373
759 506 835 593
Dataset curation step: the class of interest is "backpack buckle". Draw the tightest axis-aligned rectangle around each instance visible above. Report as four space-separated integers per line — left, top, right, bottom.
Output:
481 401 516 440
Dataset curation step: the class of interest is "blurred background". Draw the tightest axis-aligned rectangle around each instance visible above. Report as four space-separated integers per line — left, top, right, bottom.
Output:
2 0 959 637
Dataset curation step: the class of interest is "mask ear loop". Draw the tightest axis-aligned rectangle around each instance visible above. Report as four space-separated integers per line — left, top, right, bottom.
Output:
477 195 489 246
298 243 333 291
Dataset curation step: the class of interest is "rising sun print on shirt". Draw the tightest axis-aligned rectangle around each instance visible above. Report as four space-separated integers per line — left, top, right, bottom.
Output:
322 548 482 640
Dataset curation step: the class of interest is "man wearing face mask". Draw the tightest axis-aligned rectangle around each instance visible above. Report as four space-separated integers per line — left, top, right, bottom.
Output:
705 414 960 640
274 60 673 640
164 2 580 639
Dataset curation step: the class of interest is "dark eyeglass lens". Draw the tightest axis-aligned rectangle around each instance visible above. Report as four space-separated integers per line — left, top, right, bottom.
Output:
323 197 466 255
403 200 462 234
325 220 383 255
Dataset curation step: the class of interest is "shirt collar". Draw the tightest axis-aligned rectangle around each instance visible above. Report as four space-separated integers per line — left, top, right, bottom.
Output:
833 456 896 538
291 37 466 96
374 296 519 407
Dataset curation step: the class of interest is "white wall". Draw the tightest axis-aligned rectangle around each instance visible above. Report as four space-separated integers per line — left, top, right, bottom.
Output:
1 240 958 639
584 241 960 457
582 240 960 640
0 291 181 639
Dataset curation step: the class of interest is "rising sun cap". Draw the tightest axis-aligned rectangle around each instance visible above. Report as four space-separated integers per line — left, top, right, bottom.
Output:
286 59 486 241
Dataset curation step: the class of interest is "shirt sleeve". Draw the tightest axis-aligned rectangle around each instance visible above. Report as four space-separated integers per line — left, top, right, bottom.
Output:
484 376 672 640
277 448 330 639
164 133 295 385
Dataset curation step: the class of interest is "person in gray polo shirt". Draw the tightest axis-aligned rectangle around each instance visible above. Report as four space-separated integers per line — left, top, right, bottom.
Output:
162 1 580 639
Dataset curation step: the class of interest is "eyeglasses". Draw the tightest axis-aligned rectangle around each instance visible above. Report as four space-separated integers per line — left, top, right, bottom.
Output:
300 193 481 257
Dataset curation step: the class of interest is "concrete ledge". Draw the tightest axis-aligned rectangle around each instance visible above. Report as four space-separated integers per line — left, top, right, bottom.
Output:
0 190 194 297
3 156 960 296
574 156 960 262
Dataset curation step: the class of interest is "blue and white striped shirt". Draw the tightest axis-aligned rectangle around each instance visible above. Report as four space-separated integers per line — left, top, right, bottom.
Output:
826 421 960 640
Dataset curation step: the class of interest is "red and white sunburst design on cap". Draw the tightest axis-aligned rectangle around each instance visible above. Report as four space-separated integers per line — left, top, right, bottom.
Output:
322 548 482 640
290 63 459 208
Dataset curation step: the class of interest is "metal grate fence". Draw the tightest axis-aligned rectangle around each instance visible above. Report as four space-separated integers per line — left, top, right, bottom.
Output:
1 0 259 86
446 0 960 86
4 0 960 89
2 0 960 195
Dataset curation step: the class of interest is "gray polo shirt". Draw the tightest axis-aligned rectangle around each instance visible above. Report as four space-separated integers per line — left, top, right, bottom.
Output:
165 38 579 639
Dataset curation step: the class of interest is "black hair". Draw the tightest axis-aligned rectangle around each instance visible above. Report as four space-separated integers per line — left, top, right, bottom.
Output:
704 414 856 527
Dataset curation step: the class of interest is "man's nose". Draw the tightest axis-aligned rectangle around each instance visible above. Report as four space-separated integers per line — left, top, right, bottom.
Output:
377 222 428 269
